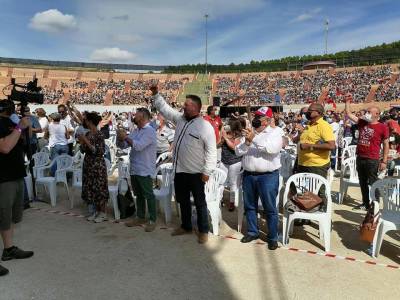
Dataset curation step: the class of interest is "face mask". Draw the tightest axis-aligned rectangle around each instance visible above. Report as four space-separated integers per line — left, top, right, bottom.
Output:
326 118 332 124
362 113 373 123
301 113 308 122
133 118 139 126
9 113 20 125
252 117 261 129
390 114 397 120
305 112 312 120
155 119 161 127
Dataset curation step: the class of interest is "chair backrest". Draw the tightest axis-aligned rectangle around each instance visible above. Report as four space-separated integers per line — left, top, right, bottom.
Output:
205 168 227 203
282 172 332 213
40 147 50 154
55 155 73 171
157 163 173 190
156 152 172 165
105 158 112 176
342 145 357 161
280 151 295 180
341 157 358 181
33 152 50 167
72 169 82 186
370 178 400 216
117 161 131 180
72 151 84 165
343 137 352 148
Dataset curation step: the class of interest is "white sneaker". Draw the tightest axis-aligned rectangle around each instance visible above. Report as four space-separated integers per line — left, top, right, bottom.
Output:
94 213 108 223
86 212 97 222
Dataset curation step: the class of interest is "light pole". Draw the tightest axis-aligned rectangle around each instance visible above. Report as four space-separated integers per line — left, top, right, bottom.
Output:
205 14 209 75
324 19 329 55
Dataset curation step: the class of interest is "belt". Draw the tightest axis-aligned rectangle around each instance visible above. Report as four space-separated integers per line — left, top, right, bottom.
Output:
243 169 279 176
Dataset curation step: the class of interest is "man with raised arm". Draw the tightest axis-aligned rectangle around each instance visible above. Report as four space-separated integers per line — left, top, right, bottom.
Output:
150 86 217 244
344 95 389 210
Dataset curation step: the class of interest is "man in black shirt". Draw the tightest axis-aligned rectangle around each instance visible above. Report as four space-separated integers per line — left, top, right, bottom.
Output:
0 100 34 277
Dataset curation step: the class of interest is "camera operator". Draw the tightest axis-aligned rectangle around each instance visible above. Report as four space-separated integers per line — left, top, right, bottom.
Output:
0 100 34 277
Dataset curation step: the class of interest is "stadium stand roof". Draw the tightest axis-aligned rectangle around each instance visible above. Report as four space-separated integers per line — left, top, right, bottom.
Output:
0 57 166 72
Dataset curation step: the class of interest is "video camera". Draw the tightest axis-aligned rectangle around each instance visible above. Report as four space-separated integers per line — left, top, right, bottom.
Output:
8 77 44 105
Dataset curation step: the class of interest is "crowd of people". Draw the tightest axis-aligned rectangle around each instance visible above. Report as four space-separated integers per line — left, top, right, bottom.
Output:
215 66 400 105
41 78 186 105
1 78 400 276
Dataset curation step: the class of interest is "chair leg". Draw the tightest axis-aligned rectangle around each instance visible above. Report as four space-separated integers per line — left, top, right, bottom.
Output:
164 197 172 224
110 193 120 220
49 183 57 207
210 209 220 236
320 220 331 252
373 222 385 258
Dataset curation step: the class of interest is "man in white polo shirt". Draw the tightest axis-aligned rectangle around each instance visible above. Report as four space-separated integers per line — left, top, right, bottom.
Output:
235 107 282 250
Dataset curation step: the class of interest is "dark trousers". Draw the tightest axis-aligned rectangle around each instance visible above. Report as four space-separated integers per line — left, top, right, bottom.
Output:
356 157 379 208
131 175 156 222
174 173 209 233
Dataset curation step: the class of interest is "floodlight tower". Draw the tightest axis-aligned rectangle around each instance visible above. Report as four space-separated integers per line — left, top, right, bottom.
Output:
205 14 209 75
324 19 329 55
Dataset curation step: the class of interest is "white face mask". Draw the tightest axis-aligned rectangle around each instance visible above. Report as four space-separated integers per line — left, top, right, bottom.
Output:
155 119 161 127
362 113 373 123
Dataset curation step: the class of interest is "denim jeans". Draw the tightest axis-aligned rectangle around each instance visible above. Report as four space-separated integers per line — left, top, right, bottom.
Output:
50 144 69 175
242 170 279 242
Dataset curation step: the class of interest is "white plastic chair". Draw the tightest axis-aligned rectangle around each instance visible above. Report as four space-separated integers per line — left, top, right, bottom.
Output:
24 174 34 201
71 169 83 209
35 155 73 207
156 151 172 165
280 151 295 182
237 174 283 233
370 178 400 258
107 161 130 220
32 152 50 179
343 137 353 148
339 157 359 204
153 163 174 224
282 173 332 252
205 168 227 236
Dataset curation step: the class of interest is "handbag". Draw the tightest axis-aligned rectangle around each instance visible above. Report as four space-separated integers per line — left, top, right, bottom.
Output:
117 181 136 219
360 205 380 243
288 182 322 212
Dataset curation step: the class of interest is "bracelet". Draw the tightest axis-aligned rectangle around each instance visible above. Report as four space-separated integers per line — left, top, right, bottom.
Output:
14 125 22 133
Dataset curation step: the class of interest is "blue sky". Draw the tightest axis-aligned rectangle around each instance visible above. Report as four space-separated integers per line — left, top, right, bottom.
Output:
0 0 399 65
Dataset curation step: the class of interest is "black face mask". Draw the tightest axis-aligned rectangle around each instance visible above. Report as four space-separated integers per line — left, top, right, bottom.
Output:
390 114 397 120
133 118 139 126
252 117 262 129
305 112 312 120
82 120 88 129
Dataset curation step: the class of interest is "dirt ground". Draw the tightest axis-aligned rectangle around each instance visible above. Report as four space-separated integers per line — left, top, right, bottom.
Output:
0 176 399 300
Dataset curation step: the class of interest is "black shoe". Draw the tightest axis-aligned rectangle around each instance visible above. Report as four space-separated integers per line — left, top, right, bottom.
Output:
0 264 9 276
2 246 34 261
240 234 259 243
268 241 279 250
352 204 368 211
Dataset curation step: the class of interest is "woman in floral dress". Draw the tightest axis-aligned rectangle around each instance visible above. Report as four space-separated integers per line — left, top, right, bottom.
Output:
78 112 109 223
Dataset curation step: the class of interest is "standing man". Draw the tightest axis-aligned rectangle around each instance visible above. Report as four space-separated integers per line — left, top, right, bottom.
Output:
296 103 335 179
235 107 282 250
117 108 157 232
345 96 389 210
156 113 175 158
23 106 42 155
35 108 49 151
0 100 34 277
58 104 75 156
204 105 222 144
151 86 217 244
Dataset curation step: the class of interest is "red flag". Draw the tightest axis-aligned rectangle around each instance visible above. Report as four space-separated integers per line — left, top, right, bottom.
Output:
326 97 336 109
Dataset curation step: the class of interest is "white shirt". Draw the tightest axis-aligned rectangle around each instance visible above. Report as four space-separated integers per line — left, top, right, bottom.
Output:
235 126 282 172
60 115 75 144
153 94 217 176
37 117 49 139
330 122 340 145
48 123 68 147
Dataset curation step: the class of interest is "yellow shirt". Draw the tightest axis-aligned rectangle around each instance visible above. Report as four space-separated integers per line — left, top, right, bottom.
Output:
298 117 335 167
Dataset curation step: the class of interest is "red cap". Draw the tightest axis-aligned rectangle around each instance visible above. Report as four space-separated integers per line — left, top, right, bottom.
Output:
254 107 273 118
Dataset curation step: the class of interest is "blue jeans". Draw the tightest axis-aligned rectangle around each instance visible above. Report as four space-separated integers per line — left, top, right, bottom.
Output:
242 170 279 242
50 144 69 175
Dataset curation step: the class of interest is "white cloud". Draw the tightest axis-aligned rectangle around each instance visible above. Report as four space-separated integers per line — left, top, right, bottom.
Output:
89 47 137 62
292 7 322 23
29 9 77 33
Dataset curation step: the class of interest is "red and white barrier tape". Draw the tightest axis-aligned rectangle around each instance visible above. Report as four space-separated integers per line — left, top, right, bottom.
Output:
29 207 399 270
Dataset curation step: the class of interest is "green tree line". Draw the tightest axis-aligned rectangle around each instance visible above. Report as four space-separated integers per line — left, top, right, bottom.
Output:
164 41 400 73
